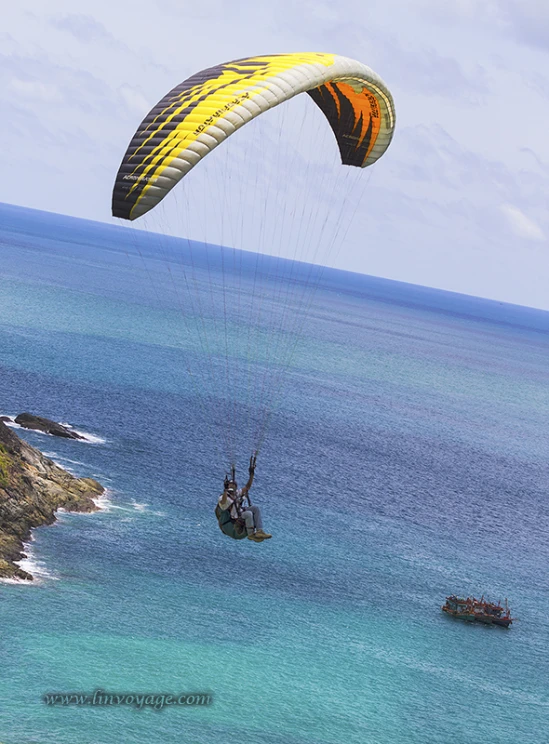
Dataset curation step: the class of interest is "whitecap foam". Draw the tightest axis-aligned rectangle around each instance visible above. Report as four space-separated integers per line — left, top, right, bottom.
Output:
72 429 106 444
2 416 22 429
131 501 149 512
3 421 56 438
130 500 167 517
100 500 143 514
43 454 87 468
0 576 31 585
1 541 59 585
91 488 114 511
94 498 165 517
50 422 106 445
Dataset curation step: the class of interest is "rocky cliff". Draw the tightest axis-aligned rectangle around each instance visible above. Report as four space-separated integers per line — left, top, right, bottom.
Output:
0 420 103 581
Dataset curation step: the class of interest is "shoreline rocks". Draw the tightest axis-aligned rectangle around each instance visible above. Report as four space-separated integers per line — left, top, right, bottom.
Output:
0 420 103 581
14 413 86 440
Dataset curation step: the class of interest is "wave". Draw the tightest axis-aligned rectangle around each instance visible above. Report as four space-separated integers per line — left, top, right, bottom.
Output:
42 453 83 475
94 498 165 517
0 539 59 585
1 415 21 429
76 430 106 444
95 488 114 510
60 424 107 444
42 457 114 491
54 488 114 513
129 500 166 517
42 454 87 467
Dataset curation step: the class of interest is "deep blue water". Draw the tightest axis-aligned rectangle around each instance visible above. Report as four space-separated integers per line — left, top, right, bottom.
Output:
0 201 548 743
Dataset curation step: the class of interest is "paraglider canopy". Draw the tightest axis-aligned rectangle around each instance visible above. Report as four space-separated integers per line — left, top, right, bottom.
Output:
112 53 395 221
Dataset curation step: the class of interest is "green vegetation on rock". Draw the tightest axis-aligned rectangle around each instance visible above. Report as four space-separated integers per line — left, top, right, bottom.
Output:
0 443 11 488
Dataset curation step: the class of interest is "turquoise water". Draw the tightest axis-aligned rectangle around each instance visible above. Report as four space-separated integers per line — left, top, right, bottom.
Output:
0 202 548 743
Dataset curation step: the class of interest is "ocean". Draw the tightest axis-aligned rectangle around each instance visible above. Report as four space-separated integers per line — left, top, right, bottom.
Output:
0 200 548 743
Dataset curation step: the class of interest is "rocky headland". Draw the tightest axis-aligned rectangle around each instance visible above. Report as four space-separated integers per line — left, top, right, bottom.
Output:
0 419 103 581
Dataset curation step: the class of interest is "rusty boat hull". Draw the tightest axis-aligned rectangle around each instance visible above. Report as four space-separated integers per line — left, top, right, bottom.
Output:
441 596 514 628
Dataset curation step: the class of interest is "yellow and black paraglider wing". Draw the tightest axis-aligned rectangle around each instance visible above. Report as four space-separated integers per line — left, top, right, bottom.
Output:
111 53 396 221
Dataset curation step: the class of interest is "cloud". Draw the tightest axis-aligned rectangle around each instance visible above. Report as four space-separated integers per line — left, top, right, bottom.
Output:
390 124 506 194
419 0 549 53
500 204 545 241
368 122 549 258
1 50 121 115
118 84 150 116
9 77 62 101
1 100 60 144
49 13 112 43
499 0 549 51
502 205 545 243
419 0 501 25
374 40 489 102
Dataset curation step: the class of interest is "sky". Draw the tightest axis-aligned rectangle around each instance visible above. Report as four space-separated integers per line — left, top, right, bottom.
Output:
1 0 549 309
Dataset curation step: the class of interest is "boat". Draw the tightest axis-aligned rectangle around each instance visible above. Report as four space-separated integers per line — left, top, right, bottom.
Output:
441 595 514 627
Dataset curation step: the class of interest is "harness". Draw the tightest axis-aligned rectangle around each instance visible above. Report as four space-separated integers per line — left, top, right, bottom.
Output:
214 503 248 540
215 459 256 541
215 489 251 541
